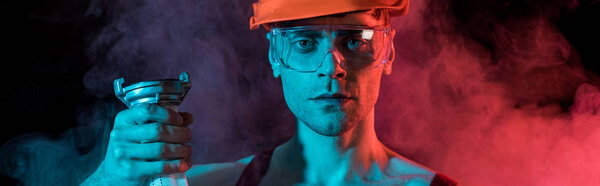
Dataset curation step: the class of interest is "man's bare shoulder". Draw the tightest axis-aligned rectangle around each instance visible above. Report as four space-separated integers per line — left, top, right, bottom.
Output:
378 150 437 185
385 156 435 176
186 155 254 186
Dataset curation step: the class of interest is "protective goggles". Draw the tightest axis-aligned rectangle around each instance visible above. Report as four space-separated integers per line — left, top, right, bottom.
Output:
269 25 394 72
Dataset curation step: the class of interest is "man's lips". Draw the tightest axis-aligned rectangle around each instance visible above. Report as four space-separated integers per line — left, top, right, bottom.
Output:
310 93 355 102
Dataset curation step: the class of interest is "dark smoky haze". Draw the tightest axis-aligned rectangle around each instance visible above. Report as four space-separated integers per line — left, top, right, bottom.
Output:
1 0 599 185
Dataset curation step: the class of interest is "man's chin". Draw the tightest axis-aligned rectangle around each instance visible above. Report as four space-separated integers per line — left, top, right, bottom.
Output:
303 118 358 137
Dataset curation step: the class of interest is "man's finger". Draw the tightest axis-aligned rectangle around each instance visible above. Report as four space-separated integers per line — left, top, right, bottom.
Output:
113 123 192 143
114 143 191 161
180 112 193 127
114 103 184 127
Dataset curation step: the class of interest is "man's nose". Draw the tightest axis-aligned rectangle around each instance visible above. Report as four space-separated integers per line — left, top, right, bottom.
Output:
317 48 347 79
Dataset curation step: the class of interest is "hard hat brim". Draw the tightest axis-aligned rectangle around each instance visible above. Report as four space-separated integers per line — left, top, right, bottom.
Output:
249 0 410 30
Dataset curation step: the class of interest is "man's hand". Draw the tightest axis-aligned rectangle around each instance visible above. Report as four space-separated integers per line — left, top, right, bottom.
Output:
82 103 194 185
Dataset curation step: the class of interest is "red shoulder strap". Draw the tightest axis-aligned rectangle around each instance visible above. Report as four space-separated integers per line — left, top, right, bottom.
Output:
235 148 275 186
430 172 459 186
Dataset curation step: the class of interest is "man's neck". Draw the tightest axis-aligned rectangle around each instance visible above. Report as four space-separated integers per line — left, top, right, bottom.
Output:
273 109 390 184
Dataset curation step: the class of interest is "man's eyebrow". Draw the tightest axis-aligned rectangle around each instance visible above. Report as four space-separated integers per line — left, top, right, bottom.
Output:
337 29 363 36
288 30 323 38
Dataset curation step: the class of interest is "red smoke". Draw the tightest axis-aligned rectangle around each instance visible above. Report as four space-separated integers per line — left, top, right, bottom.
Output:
377 0 600 185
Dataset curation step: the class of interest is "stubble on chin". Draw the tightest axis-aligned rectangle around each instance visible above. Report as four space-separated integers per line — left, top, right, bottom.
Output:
299 111 360 137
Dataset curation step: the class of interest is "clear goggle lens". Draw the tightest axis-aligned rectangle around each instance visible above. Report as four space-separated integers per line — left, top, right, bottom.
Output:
269 25 393 72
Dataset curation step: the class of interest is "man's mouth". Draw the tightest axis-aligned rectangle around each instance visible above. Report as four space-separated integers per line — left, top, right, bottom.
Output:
310 93 355 103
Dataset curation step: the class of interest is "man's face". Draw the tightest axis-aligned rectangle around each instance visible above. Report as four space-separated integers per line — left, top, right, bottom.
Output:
268 11 394 136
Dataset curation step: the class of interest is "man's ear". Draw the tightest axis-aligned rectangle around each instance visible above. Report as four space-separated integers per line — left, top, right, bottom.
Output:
267 33 281 78
383 29 396 75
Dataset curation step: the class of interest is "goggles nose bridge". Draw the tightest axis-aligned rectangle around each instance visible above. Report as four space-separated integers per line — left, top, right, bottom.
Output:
322 29 352 66
316 47 346 71
325 48 345 64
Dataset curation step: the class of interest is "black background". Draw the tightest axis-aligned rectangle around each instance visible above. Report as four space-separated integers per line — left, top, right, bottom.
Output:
0 1 102 184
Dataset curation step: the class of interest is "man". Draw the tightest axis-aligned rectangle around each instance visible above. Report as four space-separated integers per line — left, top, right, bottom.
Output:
83 0 458 185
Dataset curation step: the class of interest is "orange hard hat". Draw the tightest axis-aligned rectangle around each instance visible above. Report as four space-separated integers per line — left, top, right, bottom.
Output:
249 0 410 30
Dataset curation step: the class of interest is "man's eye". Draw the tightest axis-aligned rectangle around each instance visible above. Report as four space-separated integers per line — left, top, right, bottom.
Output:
292 39 316 50
347 38 367 50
